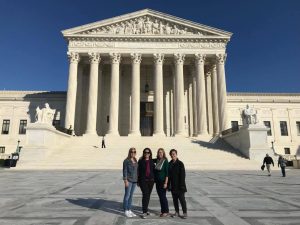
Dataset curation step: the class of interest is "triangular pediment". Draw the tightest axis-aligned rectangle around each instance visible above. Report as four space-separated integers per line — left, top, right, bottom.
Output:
62 9 232 38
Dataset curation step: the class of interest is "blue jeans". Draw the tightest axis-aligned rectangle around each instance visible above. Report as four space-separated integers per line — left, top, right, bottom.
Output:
123 182 136 211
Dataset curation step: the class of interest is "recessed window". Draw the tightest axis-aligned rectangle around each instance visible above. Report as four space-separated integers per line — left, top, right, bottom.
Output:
19 120 27 134
1 120 10 135
296 121 300 136
0 146 5 153
280 121 288 136
263 121 272 136
231 121 239 131
284 147 290 155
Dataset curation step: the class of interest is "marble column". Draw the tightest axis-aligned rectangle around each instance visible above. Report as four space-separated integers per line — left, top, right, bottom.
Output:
192 67 198 136
205 69 213 135
107 53 121 136
216 53 229 132
153 53 165 136
65 52 80 129
85 52 101 135
211 64 220 135
174 53 185 136
129 53 142 136
195 54 208 135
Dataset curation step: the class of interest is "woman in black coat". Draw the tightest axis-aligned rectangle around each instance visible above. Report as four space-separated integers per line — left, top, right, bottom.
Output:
168 149 187 219
138 148 155 219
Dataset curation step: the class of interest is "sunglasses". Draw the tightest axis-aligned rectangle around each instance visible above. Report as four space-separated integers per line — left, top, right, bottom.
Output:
144 152 150 154
130 151 136 153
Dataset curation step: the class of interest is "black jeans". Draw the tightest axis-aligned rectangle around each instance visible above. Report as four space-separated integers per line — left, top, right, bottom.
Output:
171 191 187 214
139 180 154 213
281 166 286 177
156 180 169 213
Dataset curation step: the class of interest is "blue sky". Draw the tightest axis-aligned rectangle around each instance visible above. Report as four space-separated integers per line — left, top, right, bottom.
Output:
0 0 299 92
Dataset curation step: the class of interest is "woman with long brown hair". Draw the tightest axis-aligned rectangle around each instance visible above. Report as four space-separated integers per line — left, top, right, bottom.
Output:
138 147 155 219
154 148 169 217
122 147 138 217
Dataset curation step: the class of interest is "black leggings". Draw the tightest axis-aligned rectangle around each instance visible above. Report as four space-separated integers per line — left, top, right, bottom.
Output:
139 180 154 213
172 192 187 214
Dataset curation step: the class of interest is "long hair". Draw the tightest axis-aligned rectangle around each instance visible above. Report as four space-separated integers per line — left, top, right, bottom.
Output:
127 147 137 162
156 148 167 160
142 147 152 160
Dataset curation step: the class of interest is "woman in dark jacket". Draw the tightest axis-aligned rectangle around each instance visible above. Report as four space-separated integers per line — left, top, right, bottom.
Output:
138 148 155 219
168 149 187 219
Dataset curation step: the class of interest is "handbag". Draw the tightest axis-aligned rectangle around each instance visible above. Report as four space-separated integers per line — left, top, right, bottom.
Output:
261 165 265 171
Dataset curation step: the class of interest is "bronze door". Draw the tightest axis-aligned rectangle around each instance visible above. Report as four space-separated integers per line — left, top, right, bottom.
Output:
140 102 153 136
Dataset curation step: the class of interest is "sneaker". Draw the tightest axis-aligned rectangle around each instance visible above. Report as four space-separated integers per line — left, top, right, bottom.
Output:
141 213 147 219
182 213 187 219
171 212 180 217
160 213 168 217
125 210 132 218
146 211 151 216
129 210 137 217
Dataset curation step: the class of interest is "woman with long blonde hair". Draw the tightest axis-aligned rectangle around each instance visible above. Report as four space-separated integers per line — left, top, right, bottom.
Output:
122 147 138 217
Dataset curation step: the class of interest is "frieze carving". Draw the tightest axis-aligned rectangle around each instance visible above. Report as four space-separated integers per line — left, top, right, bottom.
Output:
78 16 214 36
69 41 114 48
179 42 226 48
130 53 142 64
67 52 80 63
153 53 164 64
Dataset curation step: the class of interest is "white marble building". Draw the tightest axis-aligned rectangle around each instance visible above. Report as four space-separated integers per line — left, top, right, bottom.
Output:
0 9 300 157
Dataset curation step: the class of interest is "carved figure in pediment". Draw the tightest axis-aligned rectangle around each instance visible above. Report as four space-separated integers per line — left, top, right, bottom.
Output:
165 23 171 34
152 19 159 34
144 17 153 34
173 25 179 35
159 21 164 34
125 21 133 34
136 17 144 34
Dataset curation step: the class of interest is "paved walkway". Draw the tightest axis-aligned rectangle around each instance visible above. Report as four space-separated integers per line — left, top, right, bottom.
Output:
0 169 300 225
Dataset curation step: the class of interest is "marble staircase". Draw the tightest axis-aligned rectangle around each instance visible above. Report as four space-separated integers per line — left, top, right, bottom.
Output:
16 135 262 170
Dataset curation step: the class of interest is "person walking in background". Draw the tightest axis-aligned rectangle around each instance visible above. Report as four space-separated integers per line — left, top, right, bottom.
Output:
263 154 274 176
154 148 169 217
101 136 106 148
138 148 155 219
122 148 138 217
168 149 187 219
278 155 287 177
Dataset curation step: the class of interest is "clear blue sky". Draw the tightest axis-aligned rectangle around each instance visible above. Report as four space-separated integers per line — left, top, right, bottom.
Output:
0 0 299 92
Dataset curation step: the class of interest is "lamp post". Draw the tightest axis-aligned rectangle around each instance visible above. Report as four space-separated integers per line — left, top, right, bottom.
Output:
16 140 20 153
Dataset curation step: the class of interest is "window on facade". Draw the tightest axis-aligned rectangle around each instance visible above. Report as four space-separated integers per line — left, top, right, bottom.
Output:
52 120 60 127
231 121 239 132
0 146 5 153
1 120 10 135
19 120 27 134
280 121 288 136
263 121 272 136
296 121 300 136
284 147 291 155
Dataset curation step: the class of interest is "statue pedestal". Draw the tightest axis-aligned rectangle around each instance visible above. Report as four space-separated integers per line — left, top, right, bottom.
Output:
223 124 273 161
19 123 71 164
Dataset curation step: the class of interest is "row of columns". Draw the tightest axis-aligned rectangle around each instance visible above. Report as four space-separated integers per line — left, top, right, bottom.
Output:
65 52 228 136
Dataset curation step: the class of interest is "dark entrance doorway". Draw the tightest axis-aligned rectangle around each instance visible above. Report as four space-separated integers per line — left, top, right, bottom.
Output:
140 102 154 136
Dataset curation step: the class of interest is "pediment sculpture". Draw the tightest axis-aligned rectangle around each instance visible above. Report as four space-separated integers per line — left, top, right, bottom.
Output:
35 103 56 125
78 16 213 36
242 105 258 126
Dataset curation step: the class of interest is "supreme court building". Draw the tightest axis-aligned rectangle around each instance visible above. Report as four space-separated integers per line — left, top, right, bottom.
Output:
63 9 230 137
1 9 300 157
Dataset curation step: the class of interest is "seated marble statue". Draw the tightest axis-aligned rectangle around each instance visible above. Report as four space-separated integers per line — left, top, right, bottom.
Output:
242 105 258 125
35 103 56 125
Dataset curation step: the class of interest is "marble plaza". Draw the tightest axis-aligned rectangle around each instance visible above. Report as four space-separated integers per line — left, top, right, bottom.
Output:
1 170 300 225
